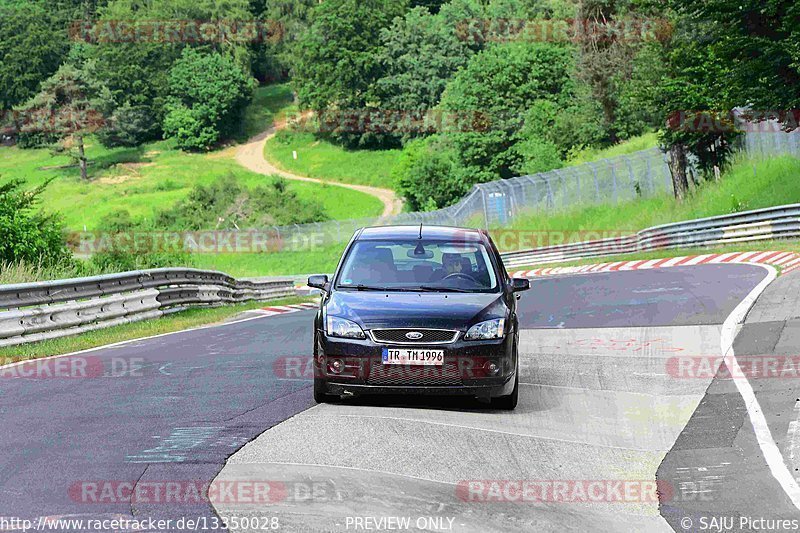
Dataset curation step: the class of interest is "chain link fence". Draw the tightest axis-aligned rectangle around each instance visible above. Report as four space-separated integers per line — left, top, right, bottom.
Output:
245 129 800 251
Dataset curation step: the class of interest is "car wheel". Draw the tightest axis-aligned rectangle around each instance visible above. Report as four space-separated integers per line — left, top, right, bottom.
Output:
492 373 518 410
313 377 337 404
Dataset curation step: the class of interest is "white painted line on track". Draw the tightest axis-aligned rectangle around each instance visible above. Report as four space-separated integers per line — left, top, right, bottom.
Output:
721 264 800 509
785 401 800 480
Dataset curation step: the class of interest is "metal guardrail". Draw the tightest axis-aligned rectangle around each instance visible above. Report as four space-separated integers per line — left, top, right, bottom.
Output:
501 203 800 268
0 268 295 348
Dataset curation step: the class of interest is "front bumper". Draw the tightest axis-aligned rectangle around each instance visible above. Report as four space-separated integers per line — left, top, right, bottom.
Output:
315 330 517 399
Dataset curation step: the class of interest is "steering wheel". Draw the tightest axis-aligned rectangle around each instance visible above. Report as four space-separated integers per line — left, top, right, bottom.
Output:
442 272 477 282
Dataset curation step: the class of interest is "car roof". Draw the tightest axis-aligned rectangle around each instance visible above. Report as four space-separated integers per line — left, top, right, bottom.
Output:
356 225 487 242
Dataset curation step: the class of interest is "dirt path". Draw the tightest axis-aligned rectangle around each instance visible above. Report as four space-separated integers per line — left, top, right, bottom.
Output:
235 120 403 217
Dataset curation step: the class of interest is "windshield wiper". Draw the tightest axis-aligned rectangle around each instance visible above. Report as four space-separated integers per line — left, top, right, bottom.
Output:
418 285 473 293
351 284 391 291
345 284 415 292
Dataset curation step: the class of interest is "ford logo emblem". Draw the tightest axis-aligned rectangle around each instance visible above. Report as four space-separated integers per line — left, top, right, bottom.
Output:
405 331 424 340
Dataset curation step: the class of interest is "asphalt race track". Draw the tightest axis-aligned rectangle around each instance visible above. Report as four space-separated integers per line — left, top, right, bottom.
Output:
0 312 317 529
0 263 790 532
212 264 777 532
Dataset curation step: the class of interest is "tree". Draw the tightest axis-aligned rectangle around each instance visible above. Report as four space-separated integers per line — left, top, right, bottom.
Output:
668 0 800 118
0 2 71 110
393 135 470 210
624 16 741 198
0 178 70 267
371 6 474 142
16 61 111 181
85 0 255 145
439 42 574 183
291 0 408 114
163 48 255 151
251 0 318 82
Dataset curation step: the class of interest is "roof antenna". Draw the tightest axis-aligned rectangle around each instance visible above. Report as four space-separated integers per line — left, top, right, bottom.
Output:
418 223 423 239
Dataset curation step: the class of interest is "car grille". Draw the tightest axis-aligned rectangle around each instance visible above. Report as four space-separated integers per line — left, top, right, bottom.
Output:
370 328 459 344
367 361 463 386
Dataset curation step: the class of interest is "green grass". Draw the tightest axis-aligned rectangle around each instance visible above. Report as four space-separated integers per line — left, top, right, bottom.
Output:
500 154 800 251
191 243 345 277
510 239 800 272
0 138 381 231
235 83 296 141
263 131 660 192
0 81 383 279
0 296 314 361
264 130 402 189
567 132 659 165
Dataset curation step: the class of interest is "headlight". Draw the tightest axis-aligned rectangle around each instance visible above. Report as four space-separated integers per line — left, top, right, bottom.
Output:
326 316 366 339
465 318 505 340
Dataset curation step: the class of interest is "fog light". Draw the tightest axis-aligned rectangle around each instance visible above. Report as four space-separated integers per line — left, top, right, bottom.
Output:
484 361 501 376
329 359 344 374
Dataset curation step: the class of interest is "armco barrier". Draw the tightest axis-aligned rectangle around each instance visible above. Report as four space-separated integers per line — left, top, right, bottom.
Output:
0 268 295 348
500 203 800 268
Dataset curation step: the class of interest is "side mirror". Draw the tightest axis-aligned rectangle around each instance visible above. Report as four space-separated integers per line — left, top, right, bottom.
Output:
308 274 329 290
510 277 530 292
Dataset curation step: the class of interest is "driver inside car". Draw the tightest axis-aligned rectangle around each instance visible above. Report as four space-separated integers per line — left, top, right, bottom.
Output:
442 253 464 276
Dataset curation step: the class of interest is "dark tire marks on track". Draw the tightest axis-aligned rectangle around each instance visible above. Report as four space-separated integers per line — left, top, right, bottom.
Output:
0 263 775 532
0 311 316 527
659 271 800 531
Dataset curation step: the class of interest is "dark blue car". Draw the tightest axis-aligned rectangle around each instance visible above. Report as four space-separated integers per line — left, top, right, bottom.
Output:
307 225 530 410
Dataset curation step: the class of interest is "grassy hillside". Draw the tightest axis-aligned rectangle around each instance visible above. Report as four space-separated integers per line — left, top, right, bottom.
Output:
0 141 383 229
236 83 296 141
264 130 402 189
0 84 383 230
500 154 800 251
264 129 659 193
566 132 659 165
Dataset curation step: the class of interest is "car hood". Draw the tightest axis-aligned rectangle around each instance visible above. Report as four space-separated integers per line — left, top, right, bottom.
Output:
325 290 507 330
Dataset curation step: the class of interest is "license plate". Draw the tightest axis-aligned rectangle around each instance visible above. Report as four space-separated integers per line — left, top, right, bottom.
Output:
382 348 444 366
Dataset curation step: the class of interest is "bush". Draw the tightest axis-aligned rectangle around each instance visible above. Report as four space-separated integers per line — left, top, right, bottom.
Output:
14 130 60 149
394 136 470 210
90 210 192 272
0 178 71 267
510 136 563 175
163 48 255 151
440 42 575 181
97 103 160 148
155 174 328 230
163 106 221 153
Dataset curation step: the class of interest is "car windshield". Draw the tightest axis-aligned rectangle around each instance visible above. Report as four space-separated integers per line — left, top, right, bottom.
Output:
336 239 499 292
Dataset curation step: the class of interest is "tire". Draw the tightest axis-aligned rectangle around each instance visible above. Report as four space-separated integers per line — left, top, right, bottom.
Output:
313 377 337 404
492 373 518 410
